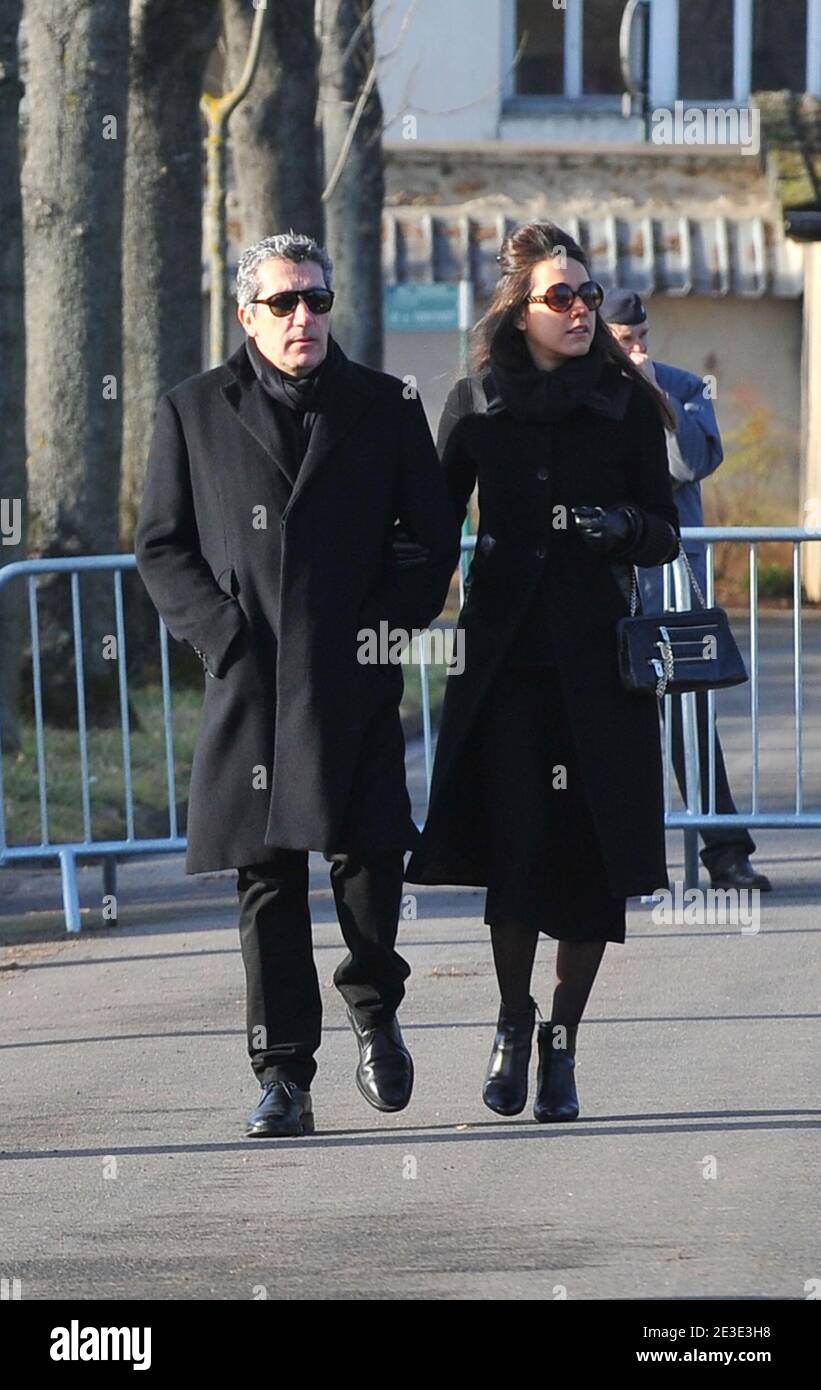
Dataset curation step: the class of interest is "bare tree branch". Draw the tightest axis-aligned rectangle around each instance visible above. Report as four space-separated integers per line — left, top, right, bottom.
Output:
200 0 267 366
201 0 266 123
322 58 378 201
380 28 528 130
320 0 420 197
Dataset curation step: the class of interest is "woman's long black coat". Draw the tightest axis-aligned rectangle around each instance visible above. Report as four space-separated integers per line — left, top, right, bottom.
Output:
405 363 681 899
135 340 460 874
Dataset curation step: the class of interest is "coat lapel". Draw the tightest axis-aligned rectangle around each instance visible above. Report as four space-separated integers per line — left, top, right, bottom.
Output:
220 339 376 511
285 371 375 514
220 344 296 489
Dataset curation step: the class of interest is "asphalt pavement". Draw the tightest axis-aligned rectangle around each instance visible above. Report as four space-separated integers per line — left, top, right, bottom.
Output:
1 612 819 1300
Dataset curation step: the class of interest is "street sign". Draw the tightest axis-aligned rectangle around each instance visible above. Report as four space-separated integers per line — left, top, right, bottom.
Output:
385 281 474 331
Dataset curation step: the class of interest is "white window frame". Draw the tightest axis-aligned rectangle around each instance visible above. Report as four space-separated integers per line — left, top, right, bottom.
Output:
502 0 622 109
504 0 821 109
654 0 821 105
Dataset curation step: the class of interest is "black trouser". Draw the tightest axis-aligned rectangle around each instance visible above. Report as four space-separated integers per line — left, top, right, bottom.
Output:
236 847 410 1090
665 690 755 873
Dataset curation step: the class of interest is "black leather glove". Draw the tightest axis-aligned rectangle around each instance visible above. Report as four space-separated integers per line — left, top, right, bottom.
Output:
572 504 640 555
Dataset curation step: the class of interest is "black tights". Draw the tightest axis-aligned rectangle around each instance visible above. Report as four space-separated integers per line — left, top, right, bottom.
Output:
490 919 606 1025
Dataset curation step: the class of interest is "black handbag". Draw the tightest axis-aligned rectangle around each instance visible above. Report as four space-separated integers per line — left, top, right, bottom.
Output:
616 547 749 698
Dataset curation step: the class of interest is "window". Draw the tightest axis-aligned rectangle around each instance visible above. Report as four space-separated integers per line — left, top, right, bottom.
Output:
679 0 734 100
582 0 625 95
752 0 807 91
514 0 625 98
516 0 564 95
510 0 818 108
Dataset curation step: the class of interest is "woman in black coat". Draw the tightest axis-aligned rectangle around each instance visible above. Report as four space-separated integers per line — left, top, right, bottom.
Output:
405 222 680 1123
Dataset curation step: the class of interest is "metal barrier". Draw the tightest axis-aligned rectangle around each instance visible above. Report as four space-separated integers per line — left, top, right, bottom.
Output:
0 555 182 932
659 527 821 885
1 530 819 931
418 527 821 889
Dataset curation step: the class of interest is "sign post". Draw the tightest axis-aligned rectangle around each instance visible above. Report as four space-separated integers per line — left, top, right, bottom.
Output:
384 280 478 563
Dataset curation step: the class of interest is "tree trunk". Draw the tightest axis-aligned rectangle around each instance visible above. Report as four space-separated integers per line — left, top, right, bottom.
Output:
319 0 384 367
121 0 220 688
223 0 323 249
0 0 26 751
121 0 221 546
21 0 129 720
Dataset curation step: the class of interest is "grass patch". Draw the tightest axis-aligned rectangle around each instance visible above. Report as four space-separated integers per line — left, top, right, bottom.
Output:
1 651 452 851
1 683 200 847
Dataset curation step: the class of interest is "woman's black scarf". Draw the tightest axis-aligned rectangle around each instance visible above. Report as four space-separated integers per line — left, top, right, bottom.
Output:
487 337 607 423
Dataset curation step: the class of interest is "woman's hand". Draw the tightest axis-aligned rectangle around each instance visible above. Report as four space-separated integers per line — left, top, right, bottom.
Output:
572 504 638 554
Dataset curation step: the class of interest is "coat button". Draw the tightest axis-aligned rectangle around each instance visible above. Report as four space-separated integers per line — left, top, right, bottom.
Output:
536 468 549 481
535 545 547 559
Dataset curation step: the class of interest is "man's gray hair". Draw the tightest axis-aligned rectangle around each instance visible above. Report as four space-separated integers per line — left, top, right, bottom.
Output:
235 231 334 309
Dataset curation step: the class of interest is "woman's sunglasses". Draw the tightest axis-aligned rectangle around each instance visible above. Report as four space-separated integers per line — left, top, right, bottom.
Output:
525 281 604 314
250 288 335 317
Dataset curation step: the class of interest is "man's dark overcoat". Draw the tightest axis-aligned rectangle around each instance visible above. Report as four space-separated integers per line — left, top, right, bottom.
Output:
405 363 681 899
135 338 460 873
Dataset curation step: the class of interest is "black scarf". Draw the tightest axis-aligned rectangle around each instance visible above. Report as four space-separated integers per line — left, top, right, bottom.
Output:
487 338 607 423
245 333 343 473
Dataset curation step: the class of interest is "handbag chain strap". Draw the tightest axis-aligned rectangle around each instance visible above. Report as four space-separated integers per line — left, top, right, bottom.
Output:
629 544 707 617
628 546 710 699
655 632 676 699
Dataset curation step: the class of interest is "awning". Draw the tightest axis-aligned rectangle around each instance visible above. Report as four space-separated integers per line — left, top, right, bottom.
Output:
381 211 804 299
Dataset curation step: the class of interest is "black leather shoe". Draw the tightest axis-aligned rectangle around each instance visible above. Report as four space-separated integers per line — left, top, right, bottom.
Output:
534 1022 579 1122
245 1081 315 1137
482 997 536 1116
346 1008 414 1112
708 852 771 892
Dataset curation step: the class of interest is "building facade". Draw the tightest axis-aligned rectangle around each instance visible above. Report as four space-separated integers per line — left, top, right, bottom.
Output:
376 0 821 144
373 0 820 581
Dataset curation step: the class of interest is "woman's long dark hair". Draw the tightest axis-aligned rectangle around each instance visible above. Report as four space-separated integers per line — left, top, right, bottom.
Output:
472 221 677 431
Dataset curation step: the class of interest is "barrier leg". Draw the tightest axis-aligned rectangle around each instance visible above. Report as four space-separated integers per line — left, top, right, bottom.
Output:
680 690 702 892
684 828 700 892
102 856 118 921
59 848 82 934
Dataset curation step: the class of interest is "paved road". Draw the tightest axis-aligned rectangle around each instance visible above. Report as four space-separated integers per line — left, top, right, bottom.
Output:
1 612 819 1300
1 841 819 1298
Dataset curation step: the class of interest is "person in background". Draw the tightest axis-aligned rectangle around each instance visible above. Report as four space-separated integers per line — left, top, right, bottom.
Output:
601 288 771 893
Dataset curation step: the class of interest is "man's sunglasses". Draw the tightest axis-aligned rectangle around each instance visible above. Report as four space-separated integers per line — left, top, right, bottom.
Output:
525 281 604 313
250 288 335 317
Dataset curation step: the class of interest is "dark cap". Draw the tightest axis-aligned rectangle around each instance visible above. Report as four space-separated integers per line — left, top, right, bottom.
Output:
601 288 647 325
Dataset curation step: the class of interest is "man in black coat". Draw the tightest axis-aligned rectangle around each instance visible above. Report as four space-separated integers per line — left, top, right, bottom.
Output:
135 232 460 1137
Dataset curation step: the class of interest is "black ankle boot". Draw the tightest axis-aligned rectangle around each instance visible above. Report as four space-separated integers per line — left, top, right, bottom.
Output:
534 1022 579 1122
482 997 537 1116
